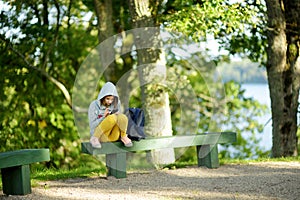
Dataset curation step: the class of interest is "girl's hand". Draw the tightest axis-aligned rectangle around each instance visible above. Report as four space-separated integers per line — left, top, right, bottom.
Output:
104 108 110 117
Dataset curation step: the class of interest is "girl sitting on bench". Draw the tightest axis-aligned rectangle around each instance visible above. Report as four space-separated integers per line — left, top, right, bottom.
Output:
88 82 133 148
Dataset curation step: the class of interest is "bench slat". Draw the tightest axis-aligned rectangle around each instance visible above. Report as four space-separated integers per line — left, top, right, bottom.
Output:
82 132 236 155
0 149 50 169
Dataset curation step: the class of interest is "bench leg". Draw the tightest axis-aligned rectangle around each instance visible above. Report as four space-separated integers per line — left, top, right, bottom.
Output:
197 144 219 168
106 153 127 178
1 165 31 195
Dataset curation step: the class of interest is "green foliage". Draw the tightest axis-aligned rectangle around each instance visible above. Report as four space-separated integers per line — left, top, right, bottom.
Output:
163 0 257 41
298 127 300 154
163 0 267 64
0 66 81 167
221 1 268 64
159 0 272 159
219 81 269 158
162 41 269 158
0 0 97 168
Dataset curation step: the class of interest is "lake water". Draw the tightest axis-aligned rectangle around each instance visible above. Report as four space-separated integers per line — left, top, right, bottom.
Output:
241 83 272 151
239 83 300 154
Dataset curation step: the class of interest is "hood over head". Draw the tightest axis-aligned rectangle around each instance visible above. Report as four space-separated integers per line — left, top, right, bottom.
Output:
97 82 119 101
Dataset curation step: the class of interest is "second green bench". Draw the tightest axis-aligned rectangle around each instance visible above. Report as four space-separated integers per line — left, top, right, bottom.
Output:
0 149 50 195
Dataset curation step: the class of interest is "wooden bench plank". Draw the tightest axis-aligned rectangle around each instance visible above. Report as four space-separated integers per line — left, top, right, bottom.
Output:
0 149 50 169
81 132 236 155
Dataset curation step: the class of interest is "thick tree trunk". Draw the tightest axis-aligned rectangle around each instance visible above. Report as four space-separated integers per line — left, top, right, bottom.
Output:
128 0 175 165
266 0 300 157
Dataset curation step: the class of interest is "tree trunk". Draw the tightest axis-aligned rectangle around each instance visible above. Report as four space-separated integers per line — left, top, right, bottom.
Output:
93 0 134 109
265 0 300 157
94 0 117 82
128 0 175 165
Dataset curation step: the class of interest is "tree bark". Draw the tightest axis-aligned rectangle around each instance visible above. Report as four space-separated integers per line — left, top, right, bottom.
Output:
93 0 135 110
265 0 300 157
128 0 175 165
94 0 117 82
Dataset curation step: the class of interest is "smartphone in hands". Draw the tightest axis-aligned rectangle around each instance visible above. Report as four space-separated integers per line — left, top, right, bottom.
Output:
110 109 118 114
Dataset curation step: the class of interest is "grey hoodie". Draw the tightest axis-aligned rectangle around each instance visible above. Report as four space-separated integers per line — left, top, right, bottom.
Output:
88 82 121 136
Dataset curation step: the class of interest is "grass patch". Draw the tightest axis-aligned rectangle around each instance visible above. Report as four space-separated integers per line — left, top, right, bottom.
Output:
31 166 106 181
163 156 300 169
220 156 300 165
31 154 107 181
28 166 107 189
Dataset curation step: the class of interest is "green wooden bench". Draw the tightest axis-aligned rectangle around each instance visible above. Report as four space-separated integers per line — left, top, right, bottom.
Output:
82 132 236 178
0 149 50 195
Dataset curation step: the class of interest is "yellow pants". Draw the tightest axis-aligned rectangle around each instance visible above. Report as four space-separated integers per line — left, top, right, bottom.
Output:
93 114 128 142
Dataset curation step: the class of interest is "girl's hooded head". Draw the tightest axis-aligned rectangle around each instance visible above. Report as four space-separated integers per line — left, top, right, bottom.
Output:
97 82 119 107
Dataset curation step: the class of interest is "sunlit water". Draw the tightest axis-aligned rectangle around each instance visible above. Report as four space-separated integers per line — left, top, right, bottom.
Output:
241 83 272 151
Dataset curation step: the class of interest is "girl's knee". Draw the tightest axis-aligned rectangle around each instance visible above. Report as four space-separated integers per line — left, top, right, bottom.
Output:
104 114 117 123
117 113 128 122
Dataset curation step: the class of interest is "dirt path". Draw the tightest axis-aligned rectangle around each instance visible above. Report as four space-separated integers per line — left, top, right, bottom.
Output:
1 161 299 200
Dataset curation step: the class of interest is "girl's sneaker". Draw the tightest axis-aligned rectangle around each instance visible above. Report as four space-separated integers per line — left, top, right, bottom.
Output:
90 136 101 148
121 135 133 147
